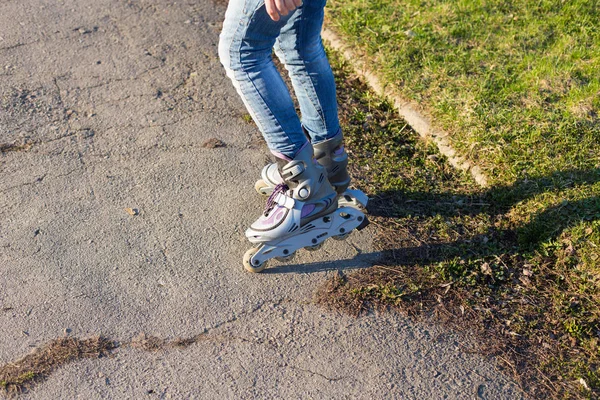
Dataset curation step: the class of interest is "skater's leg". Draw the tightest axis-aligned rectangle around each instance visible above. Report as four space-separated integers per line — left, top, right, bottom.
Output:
218 0 369 273
218 0 308 159
272 0 351 192
273 0 341 144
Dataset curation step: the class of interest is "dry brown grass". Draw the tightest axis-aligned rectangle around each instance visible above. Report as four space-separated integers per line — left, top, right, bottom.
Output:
0 332 210 396
0 142 33 153
0 336 116 396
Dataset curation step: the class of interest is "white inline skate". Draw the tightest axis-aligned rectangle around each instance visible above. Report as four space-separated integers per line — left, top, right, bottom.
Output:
254 132 369 211
244 144 369 273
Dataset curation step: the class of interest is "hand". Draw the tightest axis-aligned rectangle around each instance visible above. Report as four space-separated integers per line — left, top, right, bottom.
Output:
265 0 303 21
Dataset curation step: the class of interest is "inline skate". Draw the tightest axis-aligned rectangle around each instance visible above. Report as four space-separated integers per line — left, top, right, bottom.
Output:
244 144 369 273
254 132 369 210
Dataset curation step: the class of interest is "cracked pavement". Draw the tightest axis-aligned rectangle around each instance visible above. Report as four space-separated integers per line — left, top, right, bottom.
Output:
1 0 524 398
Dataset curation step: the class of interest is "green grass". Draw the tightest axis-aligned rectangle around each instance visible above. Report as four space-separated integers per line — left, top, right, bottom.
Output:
320 41 600 398
326 0 600 185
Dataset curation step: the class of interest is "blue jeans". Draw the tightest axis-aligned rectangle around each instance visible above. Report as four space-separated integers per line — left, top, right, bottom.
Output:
218 0 341 159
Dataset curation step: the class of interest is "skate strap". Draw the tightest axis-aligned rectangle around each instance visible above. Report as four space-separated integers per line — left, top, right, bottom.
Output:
275 192 295 209
282 163 304 180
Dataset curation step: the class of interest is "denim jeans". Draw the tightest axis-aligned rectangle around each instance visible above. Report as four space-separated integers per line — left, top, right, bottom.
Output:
218 0 341 160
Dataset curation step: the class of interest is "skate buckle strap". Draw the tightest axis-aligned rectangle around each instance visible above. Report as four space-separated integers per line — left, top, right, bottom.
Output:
275 192 295 209
283 163 304 180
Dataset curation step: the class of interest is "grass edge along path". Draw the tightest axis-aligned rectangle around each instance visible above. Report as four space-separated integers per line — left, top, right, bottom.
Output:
319 40 599 400
321 27 490 188
323 0 600 187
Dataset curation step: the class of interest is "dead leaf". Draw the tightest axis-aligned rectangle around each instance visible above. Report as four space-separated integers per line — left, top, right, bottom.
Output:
565 243 575 256
481 262 492 276
124 208 139 216
202 138 226 148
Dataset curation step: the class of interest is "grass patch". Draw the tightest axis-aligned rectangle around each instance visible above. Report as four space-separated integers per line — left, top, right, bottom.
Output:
0 142 33 153
0 333 208 395
0 336 116 395
321 47 600 399
326 0 600 186
130 332 207 351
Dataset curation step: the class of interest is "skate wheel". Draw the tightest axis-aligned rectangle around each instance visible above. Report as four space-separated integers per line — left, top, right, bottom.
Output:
254 179 270 196
243 247 266 273
333 232 351 241
275 251 296 262
305 242 324 251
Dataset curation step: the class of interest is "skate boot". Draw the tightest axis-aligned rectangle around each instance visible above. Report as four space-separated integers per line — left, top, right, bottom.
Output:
244 144 369 273
254 132 368 210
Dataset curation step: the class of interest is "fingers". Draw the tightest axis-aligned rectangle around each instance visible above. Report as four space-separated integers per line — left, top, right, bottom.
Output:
265 0 301 22
265 0 280 21
280 0 296 15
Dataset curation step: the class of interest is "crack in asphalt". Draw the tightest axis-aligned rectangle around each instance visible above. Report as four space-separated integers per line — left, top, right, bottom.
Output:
74 66 162 91
0 40 40 52
286 365 348 382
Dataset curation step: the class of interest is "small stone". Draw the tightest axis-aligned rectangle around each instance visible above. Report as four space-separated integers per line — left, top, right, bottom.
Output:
405 29 417 38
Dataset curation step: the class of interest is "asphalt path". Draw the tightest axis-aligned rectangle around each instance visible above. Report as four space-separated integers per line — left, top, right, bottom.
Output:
0 0 524 398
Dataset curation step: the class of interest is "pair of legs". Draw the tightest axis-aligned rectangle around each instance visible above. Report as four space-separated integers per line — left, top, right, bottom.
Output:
219 0 368 273
218 0 340 160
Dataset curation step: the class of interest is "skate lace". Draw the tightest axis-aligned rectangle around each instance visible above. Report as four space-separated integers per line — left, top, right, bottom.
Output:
264 183 289 215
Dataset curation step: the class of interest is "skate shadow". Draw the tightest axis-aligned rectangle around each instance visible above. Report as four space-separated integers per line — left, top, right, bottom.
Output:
368 168 599 239
264 167 599 274
263 250 390 274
